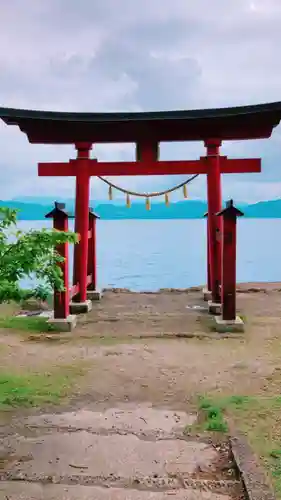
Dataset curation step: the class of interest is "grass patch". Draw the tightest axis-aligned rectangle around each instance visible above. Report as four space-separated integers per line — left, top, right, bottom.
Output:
190 394 281 498
0 302 20 317
0 315 53 333
0 364 86 408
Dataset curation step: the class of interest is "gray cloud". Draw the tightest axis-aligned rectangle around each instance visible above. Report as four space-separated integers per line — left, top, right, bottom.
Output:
0 0 281 201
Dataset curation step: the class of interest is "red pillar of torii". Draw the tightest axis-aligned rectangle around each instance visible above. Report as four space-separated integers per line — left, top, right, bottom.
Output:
1 102 281 312
205 139 223 305
72 143 92 303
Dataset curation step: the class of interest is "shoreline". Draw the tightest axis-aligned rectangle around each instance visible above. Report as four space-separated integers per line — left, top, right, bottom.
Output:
102 282 281 294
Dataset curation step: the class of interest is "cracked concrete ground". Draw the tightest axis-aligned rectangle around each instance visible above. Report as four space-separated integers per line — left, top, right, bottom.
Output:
1 405 242 499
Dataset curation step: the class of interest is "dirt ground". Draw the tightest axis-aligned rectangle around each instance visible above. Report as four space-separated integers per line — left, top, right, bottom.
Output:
1 284 281 408
1 285 281 498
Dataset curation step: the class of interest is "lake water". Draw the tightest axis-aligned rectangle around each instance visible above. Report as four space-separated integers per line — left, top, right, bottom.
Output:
18 219 280 291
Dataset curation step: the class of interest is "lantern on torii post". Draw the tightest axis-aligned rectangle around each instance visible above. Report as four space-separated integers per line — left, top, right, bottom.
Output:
215 199 245 333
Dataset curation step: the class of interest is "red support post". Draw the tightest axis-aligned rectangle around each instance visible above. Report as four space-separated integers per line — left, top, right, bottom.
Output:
205 139 223 304
45 202 70 319
73 143 91 302
217 200 244 320
203 211 211 298
206 217 211 292
136 141 159 162
87 208 100 291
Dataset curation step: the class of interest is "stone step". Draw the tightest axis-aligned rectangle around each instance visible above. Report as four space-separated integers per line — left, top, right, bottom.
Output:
0 481 236 499
21 405 196 438
1 432 219 487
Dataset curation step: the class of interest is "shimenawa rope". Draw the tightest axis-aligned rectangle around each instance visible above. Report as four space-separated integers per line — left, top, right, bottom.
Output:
97 174 199 198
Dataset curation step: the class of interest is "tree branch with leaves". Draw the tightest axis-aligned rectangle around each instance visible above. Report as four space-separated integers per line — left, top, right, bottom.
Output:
0 207 78 303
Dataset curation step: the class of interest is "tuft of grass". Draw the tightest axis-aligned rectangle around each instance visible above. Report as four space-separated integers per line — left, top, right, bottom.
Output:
205 417 228 433
238 313 247 323
190 394 259 435
271 456 281 490
190 396 229 433
0 315 53 333
270 450 281 459
203 405 228 433
0 365 85 408
198 397 213 410
270 448 281 494
226 395 251 406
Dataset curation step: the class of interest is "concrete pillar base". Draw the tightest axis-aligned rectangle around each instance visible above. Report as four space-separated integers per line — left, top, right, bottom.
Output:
208 300 222 315
87 289 102 301
214 315 245 333
203 288 212 301
47 314 77 332
69 300 92 314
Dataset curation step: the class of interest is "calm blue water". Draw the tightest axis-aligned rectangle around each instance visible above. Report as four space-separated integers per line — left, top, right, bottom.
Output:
18 219 281 291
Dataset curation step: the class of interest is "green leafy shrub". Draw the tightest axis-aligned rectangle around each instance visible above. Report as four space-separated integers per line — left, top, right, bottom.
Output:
0 207 77 303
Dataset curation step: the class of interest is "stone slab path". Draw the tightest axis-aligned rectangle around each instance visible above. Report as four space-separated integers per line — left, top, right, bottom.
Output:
0 404 244 499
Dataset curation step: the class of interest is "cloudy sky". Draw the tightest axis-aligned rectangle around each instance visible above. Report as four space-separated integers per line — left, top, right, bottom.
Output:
1 0 281 203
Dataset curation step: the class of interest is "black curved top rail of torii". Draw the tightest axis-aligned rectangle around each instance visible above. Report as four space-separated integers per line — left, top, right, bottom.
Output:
0 101 281 144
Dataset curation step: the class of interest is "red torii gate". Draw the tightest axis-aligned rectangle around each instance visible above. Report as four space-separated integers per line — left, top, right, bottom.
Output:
38 141 261 308
1 102 281 322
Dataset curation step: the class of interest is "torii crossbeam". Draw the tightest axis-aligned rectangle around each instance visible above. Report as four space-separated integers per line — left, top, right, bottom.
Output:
1 101 281 313
38 157 261 176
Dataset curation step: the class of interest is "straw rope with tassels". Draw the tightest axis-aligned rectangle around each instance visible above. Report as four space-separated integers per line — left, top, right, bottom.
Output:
98 174 199 210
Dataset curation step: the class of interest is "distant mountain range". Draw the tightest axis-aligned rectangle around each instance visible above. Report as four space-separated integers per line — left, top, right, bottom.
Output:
1 197 281 220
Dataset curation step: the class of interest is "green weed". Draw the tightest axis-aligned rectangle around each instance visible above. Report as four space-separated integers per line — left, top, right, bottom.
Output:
0 315 53 333
0 365 85 408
